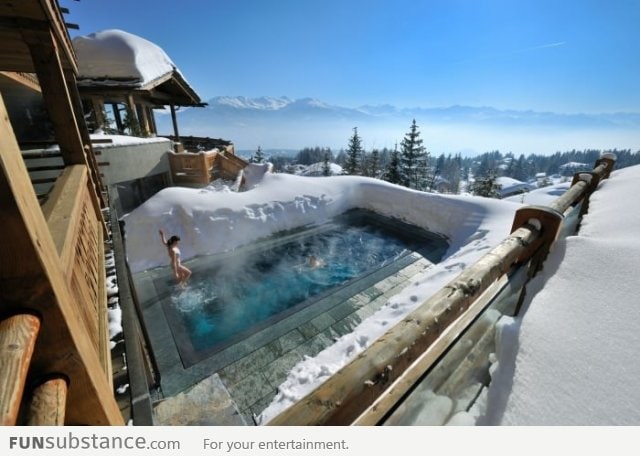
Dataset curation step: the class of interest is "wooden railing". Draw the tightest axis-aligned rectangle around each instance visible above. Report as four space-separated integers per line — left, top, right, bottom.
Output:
42 165 111 375
0 95 122 425
218 152 249 181
267 154 617 425
168 150 249 186
168 150 219 186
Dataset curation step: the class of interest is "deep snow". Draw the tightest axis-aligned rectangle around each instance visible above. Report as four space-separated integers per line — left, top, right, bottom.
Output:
122 163 640 425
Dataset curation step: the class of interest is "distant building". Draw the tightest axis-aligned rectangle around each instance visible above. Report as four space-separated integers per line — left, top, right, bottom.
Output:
559 162 590 176
496 177 536 198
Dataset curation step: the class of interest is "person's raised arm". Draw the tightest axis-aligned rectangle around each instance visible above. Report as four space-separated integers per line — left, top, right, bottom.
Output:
159 229 167 246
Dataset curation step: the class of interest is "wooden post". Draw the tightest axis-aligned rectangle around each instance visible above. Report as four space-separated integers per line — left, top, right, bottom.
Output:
91 97 106 130
25 30 88 168
111 103 124 134
0 94 123 425
595 153 617 179
0 314 41 426
136 103 151 137
170 104 180 141
147 106 158 135
25 30 106 231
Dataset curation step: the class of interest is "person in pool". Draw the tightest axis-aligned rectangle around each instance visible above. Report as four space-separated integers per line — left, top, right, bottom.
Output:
159 229 192 287
307 255 326 269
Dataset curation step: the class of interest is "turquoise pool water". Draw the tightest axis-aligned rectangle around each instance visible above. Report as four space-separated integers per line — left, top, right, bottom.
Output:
159 210 449 366
170 223 412 352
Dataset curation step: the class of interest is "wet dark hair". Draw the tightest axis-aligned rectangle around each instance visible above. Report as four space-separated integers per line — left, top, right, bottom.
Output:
167 235 181 246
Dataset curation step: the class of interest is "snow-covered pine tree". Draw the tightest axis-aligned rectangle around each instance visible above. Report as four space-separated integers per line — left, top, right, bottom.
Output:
384 143 402 185
470 171 502 198
400 119 431 190
343 127 363 175
252 145 265 163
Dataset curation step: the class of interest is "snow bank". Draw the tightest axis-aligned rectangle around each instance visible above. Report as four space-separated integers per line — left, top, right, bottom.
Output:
74 29 177 86
122 172 522 422
123 174 518 274
483 164 640 425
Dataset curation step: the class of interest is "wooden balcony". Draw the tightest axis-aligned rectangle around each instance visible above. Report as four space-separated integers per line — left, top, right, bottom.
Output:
0 94 122 425
169 149 248 187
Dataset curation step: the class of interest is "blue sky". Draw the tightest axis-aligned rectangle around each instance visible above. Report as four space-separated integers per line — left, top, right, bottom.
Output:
67 0 640 114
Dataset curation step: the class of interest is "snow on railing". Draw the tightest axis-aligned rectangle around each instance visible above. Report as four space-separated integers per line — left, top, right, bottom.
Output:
267 153 617 425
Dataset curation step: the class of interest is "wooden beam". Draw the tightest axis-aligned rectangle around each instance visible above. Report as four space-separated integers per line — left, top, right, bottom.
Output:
91 97 105 130
26 376 68 425
112 103 124 133
0 94 123 425
0 314 41 426
137 103 151 137
170 104 180 141
25 29 87 166
0 71 41 92
63 68 107 212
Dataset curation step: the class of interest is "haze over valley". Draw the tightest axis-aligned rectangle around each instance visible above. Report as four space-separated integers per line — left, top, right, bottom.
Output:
156 96 640 155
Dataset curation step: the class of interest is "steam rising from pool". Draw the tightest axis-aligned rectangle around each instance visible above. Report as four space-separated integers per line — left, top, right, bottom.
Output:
170 223 415 353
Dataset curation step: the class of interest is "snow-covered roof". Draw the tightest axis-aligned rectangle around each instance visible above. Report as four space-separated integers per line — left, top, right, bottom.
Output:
73 29 203 105
74 29 175 87
496 176 535 197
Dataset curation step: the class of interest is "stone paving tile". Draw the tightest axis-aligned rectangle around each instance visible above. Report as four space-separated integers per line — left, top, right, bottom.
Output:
308 313 336 333
262 349 305 389
263 329 306 357
297 329 337 358
327 299 359 321
297 321 320 339
331 314 362 337
224 370 274 411
218 345 280 386
247 391 280 423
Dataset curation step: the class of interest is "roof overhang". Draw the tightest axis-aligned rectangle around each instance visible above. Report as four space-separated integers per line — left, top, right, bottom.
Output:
77 70 206 107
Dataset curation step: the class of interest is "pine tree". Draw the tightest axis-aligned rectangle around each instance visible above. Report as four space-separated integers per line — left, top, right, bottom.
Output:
322 151 332 176
123 105 142 137
470 171 502 198
343 127 363 175
250 145 265 163
400 119 430 190
369 149 380 178
384 143 403 185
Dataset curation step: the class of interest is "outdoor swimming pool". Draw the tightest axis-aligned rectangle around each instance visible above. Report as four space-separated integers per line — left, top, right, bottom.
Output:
161 210 449 365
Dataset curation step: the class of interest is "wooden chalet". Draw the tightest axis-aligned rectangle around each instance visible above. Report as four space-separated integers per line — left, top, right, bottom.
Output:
0 0 122 425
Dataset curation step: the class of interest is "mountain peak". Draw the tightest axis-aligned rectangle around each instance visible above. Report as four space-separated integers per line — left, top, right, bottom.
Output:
211 96 293 110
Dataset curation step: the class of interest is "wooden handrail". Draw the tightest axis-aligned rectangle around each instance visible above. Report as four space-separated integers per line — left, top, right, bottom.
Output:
0 314 41 425
267 155 617 425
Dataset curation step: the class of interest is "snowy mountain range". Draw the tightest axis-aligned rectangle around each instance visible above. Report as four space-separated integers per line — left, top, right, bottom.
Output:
156 96 640 154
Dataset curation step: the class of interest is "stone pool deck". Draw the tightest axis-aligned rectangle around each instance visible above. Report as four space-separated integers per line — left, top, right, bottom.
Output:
134 253 435 425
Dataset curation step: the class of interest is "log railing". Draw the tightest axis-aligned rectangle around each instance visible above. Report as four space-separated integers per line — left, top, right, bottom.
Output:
267 154 617 425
